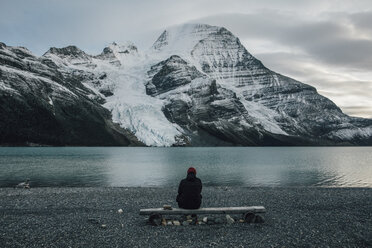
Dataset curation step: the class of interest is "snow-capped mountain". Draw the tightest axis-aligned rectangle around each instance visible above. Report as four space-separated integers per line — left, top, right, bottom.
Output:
0 42 141 146
1 24 371 146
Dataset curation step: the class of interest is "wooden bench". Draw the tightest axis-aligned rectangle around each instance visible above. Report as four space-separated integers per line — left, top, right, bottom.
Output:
140 206 266 225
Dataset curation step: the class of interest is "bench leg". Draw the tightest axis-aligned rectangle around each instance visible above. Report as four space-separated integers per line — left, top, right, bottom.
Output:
244 212 255 223
149 214 162 226
243 212 265 223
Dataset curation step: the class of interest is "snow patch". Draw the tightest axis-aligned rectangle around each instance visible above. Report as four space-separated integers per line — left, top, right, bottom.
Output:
329 127 372 139
0 65 78 98
48 96 53 106
240 99 288 135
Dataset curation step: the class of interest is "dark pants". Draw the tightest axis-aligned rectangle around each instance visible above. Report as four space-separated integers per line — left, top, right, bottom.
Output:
177 200 201 209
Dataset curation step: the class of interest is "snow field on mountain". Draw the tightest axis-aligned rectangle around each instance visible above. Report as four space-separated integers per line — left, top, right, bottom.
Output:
43 44 185 146
92 48 185 146
101 64 183 146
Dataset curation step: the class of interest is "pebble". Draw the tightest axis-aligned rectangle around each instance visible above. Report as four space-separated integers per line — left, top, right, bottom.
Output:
226 215 235 224
167 221 173 225
203 217 208 223
173 220 180 226
215 217 224 224
163 205 172 210
101 224 107 229
207 217 215 225
88 218 100 224
117 209 123 214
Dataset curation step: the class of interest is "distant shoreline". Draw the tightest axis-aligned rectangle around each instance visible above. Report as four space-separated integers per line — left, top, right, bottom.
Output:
1 145 372 147
1 187 371 247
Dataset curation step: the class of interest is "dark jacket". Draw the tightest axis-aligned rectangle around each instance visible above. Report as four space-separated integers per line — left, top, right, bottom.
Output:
176 173 202 209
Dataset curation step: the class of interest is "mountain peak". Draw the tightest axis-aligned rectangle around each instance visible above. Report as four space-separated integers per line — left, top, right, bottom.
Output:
96 41 140 66
45 45 88 57
151 23 229 54
102 41 138 55
43 45 93 67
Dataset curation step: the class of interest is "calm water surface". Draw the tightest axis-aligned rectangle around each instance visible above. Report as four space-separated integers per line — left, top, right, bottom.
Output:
0 147 371 187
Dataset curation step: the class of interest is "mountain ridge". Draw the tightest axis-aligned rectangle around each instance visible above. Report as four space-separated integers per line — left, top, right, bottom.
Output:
1 23 371 146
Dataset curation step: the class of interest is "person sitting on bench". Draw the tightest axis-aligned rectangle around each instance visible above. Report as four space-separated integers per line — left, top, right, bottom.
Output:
176 167 202 209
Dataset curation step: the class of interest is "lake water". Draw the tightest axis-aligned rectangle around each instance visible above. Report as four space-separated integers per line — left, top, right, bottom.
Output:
0 147 371 187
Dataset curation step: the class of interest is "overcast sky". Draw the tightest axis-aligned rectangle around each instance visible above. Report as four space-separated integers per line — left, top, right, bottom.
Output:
1 0 371 118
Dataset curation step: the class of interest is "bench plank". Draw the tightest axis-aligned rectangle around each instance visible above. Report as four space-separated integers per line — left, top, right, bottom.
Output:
139 206 266 215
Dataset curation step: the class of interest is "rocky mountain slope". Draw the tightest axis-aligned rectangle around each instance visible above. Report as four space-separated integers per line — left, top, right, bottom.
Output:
1 24 371 146
0 42 141 146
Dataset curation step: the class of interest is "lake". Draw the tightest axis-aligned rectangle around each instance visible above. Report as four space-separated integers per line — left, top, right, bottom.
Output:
0 147 371 187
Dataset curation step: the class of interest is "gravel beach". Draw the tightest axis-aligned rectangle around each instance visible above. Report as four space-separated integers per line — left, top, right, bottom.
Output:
0 187 371 248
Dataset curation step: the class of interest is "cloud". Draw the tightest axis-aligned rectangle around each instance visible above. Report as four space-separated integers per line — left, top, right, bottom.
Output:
0 0 196 55
348 11 372 35
341 106 372 118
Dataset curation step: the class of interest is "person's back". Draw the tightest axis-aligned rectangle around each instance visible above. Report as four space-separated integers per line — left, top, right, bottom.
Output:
176 167 202 209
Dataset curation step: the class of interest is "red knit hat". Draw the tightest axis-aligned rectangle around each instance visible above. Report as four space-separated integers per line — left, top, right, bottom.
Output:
187 167 196 174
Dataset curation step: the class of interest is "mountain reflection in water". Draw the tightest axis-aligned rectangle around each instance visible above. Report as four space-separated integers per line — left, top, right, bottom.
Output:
0 147 371 187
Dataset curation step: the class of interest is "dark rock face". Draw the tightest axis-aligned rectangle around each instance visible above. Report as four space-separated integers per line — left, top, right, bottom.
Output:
45 46 95 67
145 55 305 145
47 46 87 57
146 55 204 96
146 56 254 144
0 43 142 146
